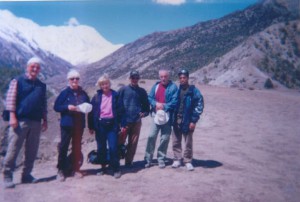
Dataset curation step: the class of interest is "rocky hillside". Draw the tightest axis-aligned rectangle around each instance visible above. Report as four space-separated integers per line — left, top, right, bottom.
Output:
83 0 299 89
191 19 300 89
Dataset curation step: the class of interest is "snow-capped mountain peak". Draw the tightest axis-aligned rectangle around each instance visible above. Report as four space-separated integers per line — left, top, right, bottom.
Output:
0 10 123 66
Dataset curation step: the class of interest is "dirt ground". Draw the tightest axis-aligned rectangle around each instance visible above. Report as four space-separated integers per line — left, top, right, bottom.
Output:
1 83 300 202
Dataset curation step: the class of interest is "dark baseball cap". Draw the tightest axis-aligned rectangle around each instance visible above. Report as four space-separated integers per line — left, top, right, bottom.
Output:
130 70 140 79
178 69 189 77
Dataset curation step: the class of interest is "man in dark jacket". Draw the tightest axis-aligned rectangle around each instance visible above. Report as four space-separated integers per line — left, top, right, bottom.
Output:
2 57 48 189
118 70 150 167
172 69 204 171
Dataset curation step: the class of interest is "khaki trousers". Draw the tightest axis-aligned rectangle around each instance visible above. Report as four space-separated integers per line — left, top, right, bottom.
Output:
172 124 193 163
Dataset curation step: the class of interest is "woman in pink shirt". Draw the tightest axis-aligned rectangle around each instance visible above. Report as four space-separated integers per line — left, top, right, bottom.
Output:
88 74 121 179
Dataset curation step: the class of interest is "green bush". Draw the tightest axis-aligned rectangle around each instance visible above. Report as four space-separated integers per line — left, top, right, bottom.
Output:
264 78 274 89
0 67 23 97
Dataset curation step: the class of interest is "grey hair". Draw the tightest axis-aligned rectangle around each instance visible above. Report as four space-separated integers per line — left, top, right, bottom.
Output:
67 69 80 80
158 69 170 75
27 57 42 66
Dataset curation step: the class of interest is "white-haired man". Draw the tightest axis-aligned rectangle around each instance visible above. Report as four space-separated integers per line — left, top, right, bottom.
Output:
2 57 48 189
144 69 178 168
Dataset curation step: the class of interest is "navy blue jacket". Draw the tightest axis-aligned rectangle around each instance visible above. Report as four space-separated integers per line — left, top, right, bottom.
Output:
54 86 90 128
16 75 47 121
173 85 204 133
88 89 121 132
118 84 150 126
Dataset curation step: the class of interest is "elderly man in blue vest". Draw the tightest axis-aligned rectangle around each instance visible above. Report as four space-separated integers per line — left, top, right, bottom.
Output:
2 57 48 189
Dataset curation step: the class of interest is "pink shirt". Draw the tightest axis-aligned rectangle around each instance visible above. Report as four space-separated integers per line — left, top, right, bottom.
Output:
100 91 114 118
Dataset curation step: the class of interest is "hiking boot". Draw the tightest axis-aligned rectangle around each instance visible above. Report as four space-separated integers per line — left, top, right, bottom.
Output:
56 170 65 182
185 163 194 171
172 160 181 168
96 168 106 176
21 174 38 184
113 171 121 179
125 161 133 168
96 165 107 176
158 161 166 169
73 171 83 179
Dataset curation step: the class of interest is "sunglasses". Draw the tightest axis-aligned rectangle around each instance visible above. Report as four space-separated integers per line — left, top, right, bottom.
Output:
69 77 80 81
131 77 140 80
29 64 40 69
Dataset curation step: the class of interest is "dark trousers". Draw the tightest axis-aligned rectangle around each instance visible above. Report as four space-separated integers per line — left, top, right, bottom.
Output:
57 126 83 172
119 122 142 164
95 120 120 171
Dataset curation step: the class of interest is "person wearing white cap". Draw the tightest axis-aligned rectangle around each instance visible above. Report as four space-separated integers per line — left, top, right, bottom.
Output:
54 69 90 181
2 56 48 189
144 69 178 169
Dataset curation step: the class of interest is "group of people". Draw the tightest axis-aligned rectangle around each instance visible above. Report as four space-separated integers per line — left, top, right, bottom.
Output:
2 57 204 189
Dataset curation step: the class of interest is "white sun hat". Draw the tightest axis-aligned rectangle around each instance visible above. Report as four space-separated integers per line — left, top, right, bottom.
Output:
154 110 170 125
77 102 92 114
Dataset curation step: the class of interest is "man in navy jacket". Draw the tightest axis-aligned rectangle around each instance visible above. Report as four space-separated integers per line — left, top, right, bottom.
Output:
118 70 150 167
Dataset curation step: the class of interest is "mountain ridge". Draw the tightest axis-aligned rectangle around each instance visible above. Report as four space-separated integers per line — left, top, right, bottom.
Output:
83 0 299 89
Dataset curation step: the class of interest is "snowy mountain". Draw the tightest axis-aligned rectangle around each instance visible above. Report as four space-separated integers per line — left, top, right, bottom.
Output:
0 10 122 66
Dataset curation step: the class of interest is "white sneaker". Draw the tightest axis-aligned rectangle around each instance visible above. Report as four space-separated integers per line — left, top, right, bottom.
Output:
185 163 194 171
172 160 181 168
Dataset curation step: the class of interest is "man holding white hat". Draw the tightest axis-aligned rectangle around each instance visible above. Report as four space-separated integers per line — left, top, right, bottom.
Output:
3 57 48 189
144 69 178 169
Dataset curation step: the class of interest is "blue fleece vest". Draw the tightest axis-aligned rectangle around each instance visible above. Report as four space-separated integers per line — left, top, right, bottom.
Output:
16 75 46 121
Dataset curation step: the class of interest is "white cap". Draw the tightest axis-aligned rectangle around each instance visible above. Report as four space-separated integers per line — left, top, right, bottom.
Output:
27 57 43 66
77 103 92 114
154 110 169 125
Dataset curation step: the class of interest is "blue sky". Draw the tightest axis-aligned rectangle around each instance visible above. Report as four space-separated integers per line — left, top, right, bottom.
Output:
0 0 258 44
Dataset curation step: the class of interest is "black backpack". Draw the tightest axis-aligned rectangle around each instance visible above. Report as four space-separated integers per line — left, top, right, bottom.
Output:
87 150 101 164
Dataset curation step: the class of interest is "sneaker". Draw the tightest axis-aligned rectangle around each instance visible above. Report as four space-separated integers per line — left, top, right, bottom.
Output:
73 171 83 179
144 161 151 168
21 174 38 184
185 163 194 171
114 171 121 179
56 170 65 182
158 161 166 169
3 178 15 189
172 160 181 168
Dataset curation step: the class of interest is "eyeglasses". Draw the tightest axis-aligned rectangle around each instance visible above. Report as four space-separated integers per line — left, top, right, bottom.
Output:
131 76 140 80
69 77 80 81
